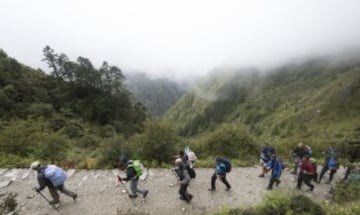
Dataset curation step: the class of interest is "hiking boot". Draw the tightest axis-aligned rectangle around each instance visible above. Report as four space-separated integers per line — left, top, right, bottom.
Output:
275 180 281 187
266 187 272 190
208 188 216 191
72 193 78 201
258 174 265 177
180 196 187 201
143 190 149 198
225 187 231 191
49 200 60 205
325 181 331 185
187 195 193 203
129 194 138 198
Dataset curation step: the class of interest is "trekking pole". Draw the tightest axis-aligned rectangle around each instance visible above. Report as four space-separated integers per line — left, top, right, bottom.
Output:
34 189 59 211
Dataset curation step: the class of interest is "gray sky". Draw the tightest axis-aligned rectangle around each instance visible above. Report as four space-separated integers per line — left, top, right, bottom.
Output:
1 0 360 81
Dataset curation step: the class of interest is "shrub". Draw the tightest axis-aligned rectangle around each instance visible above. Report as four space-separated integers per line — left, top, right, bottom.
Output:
35 133 69 163
333 181 360 203
129 120 178 165
0 192 18 215
98 136 133 168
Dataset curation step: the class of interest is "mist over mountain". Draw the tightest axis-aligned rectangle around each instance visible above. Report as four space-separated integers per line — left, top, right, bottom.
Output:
164 54 360 151
125 72 189 116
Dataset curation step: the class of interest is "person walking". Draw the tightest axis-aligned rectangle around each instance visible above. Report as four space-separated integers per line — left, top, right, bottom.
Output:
118 156 149 199
318 146 338 184
291 142 311 174
296 155 315 191
266 154 285 190
174 158 193 202
209 157 231 191
31 161 77 205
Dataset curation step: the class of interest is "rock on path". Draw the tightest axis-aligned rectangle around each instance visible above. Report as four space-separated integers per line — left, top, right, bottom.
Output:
0 167 344 215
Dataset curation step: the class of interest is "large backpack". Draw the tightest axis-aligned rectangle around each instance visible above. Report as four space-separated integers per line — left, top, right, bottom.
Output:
222 158 232 173
128 160 143 177
187 166 196 179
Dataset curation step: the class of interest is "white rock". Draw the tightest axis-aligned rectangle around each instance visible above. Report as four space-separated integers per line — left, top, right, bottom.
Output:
0 180 12 188
67 169 76 178
82 176 88 181
122 189 127 194
169 183 174 187
181 207 186 212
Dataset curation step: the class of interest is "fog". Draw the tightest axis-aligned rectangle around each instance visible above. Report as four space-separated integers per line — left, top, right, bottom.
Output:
1 0 360 81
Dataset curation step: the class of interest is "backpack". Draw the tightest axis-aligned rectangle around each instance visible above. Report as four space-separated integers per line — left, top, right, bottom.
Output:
187 166 196 179
128 160 143 177
222 158 232 173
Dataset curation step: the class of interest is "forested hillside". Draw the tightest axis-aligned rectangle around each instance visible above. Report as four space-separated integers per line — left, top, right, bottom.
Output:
164 57 360 154
125 72 186 116
0 47 150 168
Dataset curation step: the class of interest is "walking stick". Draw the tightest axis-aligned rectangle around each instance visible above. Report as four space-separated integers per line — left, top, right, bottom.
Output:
34 189 59 211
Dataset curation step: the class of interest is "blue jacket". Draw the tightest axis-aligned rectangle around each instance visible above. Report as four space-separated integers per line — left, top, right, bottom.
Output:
215 162 227 176
266 158 284 178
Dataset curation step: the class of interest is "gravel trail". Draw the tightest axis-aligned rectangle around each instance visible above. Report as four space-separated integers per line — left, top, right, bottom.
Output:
0 167 343 215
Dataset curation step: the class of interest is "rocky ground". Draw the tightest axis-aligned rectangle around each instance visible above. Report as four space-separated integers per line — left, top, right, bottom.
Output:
0 166 344 215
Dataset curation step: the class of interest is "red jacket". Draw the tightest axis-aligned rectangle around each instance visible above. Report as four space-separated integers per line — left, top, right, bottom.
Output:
299 159 314 175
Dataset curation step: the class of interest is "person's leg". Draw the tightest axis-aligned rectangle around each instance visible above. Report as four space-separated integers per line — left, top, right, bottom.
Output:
292 157 299 174
304 175 314 191
210 173 217 190
297 172 304 189
132 178 147 195
327 169 337 183
318 166 329 182
267 176 276 190
179 183 191 202
48 186 60 203
220 175 231 190
57 184 77 199
343 166 352 181
129 179 138 197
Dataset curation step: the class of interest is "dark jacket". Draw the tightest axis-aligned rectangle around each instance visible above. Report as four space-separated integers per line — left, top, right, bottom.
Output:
293 147 310 159
122 161 138 181
175 165 190 185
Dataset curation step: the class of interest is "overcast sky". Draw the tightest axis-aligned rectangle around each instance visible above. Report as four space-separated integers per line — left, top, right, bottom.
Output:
1 0 360 80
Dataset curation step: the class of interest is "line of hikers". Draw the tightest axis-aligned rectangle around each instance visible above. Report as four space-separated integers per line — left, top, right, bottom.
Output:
30 144 359 208
258 142 342 192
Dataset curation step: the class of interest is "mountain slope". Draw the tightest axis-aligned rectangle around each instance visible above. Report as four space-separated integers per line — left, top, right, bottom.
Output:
164 57 360 148
125 72 187 116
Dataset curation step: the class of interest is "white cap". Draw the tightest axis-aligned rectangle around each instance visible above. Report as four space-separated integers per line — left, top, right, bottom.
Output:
30 161 40 170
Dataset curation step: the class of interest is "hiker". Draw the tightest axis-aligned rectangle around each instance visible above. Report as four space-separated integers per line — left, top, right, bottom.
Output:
296 154 315 191
31 161 77 205
291 142 311 174
259 145 275 177
118 156 149 198
309 157 318 182
209 157 231 191
318 146 338 184
174 158 193 203
266 153 285 190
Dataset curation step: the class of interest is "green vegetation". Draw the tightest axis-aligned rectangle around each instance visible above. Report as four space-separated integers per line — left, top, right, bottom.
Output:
214 191 360 215
165 59 360 160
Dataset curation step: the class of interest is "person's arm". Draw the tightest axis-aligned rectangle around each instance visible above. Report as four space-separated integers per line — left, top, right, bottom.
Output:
122 167 136 181
35 172 47 192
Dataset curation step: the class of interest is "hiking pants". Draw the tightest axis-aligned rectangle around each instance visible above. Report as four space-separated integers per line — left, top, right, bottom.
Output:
343 166 353 181
319 166 336 182
179 183 191 201
211 173 231 190
297 172 314 190
130 178 147 195
48 184 76 201
267 176 280 189
293 157 301 174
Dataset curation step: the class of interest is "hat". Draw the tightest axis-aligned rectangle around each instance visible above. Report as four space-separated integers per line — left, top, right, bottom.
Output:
30 161 40 170
118 155 129 165
298 142 304 147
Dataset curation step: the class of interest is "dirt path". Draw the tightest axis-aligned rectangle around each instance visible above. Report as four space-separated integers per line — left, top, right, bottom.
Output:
0 167 344 215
